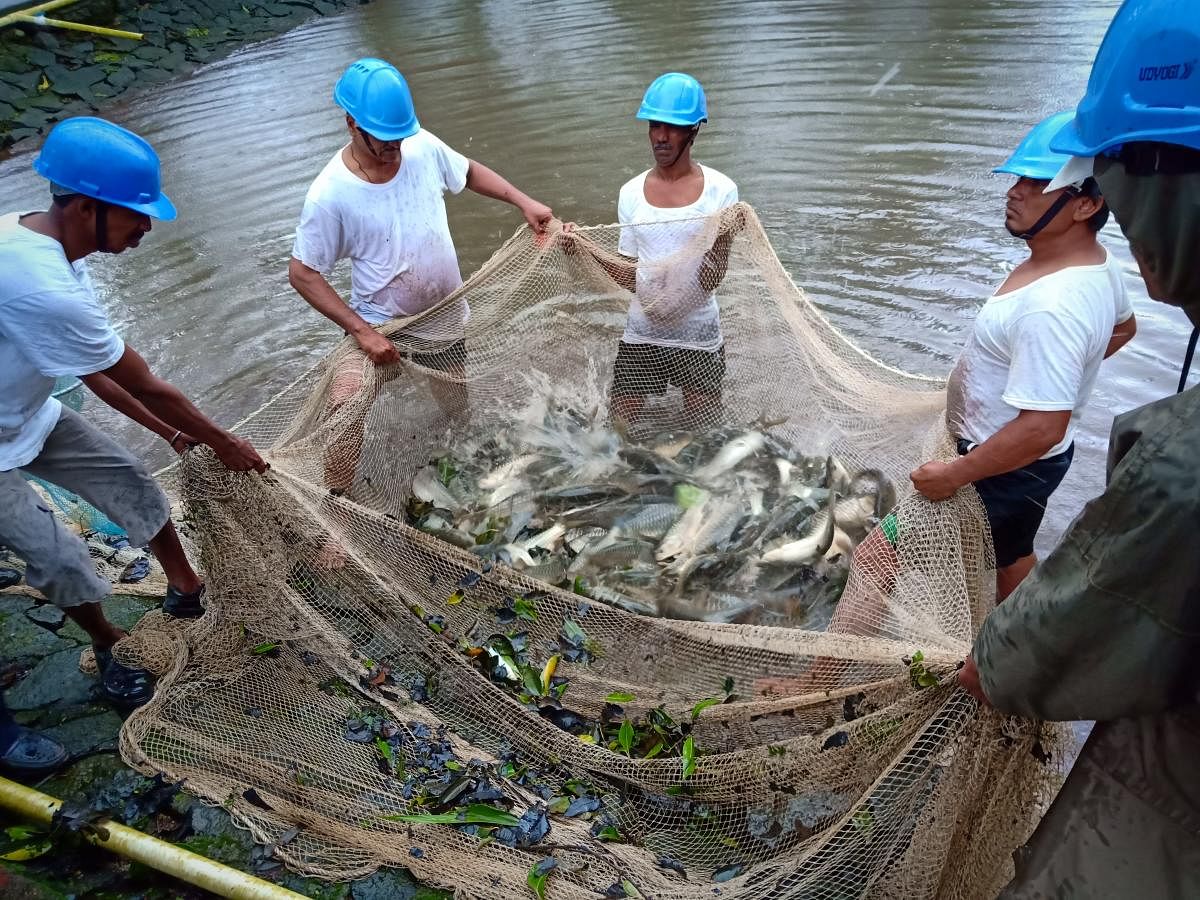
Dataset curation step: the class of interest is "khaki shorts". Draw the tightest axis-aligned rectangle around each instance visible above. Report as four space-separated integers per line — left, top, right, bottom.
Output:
0 407 171 609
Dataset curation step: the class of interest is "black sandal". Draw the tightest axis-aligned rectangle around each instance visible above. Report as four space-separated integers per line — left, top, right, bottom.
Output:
163 584 206 618
93 646 155 707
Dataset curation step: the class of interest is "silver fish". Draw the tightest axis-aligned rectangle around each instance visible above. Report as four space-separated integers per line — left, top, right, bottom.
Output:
585 583 658 617
760 491 839 565
694 431 765 481
613 503 683 541
412 466 464 512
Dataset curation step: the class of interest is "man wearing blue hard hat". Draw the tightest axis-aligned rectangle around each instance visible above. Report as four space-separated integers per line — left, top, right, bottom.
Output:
957 1 1200 894
0 117 268 777
569 72 740 427
910 111 1136 602
289 58 553 512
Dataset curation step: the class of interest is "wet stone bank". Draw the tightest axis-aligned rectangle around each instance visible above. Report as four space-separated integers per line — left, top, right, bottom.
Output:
0 0 370 152
0 584 450 899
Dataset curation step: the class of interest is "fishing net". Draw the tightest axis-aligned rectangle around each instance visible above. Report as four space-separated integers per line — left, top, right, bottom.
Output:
119 204 1064 899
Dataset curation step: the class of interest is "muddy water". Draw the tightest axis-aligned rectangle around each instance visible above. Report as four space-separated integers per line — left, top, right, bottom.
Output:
0 0 1191 554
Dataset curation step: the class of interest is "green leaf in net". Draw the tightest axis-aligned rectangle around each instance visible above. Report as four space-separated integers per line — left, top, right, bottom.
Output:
527 857 556 899
606 692 635 703
682 736 697 779
618 720 635 757
384 804 520 827
691 697 721 720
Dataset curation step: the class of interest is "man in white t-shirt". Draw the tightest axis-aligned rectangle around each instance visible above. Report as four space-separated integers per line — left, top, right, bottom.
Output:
910 112 1136 601
567 73 741 428
0 118 267 775
289 58 553 498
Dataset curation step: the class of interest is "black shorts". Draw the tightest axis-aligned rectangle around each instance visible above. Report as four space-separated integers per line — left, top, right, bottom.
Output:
611 341 726 397
959 438 1074 569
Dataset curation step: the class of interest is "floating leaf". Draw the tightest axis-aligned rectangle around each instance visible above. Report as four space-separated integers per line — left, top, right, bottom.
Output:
852 807 875 836
617 720 635 757
682 736 697 779
375 737 397 775
519 664 544 699
674 483 706 509
690 697 721 720
541 655 560 695
561 618 586 644
564 796 601 818
606 692 635 703
1 838 52 861
527 856 557 899
384 804 520 827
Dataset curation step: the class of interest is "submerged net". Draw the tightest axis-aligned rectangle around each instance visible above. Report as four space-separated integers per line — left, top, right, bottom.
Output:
120 205 1063 898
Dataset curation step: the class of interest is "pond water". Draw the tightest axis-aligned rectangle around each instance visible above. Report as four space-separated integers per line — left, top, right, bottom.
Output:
0 0 1190 556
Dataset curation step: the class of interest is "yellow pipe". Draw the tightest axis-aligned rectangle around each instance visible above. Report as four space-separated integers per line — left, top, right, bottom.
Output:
0 776 309 900
12 13 142 40
0 0 82 28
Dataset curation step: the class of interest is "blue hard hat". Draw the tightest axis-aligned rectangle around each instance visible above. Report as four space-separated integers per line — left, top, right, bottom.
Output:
636 73 708 127
994 111 1079 181
33 117 176 220
334 58 420 142
1051 0 1200 156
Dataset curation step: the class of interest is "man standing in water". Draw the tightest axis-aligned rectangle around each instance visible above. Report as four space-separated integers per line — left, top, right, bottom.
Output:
289 58 553 502
569 73 740 429
958 1 1200 894
0 117 267 775
910 111 1135 601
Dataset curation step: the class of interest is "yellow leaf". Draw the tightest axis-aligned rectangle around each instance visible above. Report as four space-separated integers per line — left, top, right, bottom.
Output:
540 654 559 694
2 839 52 861
37 75 49 93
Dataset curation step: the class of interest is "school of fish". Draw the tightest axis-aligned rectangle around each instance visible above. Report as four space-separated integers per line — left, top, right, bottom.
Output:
407 386 896 628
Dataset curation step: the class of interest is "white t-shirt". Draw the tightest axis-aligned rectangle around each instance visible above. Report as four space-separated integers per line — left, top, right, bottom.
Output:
0 212 125 471
292 129 471 340
617 165 739 352
946 249 1133 459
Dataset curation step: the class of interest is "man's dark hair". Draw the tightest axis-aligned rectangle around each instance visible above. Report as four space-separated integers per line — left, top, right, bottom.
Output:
1079 177 1110 232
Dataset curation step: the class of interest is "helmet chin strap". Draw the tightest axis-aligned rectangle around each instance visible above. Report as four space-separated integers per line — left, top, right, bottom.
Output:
1013 186 1079 240
94 200 110 254
666 125 700 168
357 126 391 161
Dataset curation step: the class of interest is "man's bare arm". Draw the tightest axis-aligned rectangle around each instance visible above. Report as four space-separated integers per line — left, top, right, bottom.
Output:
86 372 193 451
288 258 399 365
1104 313 1137 358
83 346 266 472
911 408 1071 500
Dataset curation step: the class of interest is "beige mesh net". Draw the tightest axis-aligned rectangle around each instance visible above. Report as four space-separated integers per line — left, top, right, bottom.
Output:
119 205 1064 898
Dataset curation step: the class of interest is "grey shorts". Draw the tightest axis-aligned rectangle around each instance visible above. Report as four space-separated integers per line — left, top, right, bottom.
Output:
0 407 171 609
